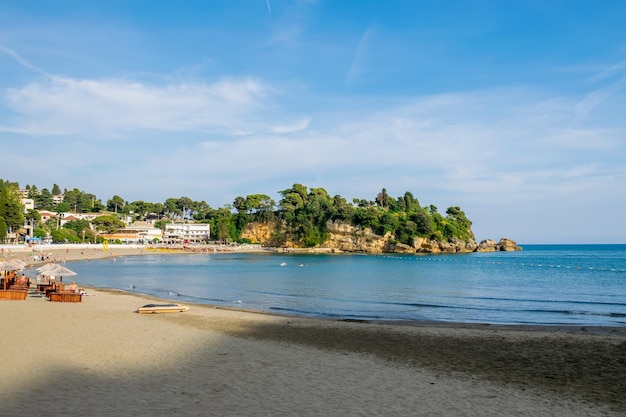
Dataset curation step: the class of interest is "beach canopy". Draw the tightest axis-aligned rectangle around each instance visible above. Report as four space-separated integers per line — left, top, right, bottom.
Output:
37 263 77 277
1 259 27 290
37 263 77 292
0 259 26 271
37 263 58 274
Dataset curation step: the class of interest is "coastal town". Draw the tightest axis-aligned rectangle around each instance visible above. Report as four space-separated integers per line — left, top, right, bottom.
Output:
6 187 211 246
2 181 522 254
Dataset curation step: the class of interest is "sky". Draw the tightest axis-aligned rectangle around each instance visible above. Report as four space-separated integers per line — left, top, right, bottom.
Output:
1 1 625 244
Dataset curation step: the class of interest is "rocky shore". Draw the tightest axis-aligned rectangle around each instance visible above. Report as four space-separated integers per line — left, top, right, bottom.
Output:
242 220 522 254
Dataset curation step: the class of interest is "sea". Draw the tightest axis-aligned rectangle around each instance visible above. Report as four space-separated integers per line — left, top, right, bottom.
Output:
62 244 626 327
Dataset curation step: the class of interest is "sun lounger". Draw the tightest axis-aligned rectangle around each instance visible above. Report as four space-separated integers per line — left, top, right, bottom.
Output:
49 292 82 303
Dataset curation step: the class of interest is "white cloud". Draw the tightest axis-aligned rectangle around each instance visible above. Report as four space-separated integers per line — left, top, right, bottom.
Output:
270 117 311 133
2 76 271 135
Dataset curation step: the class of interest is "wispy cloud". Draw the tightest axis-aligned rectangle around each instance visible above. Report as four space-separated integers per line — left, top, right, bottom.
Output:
268 0 317 43
270 117 311 134
346 24 376 85
0 43 52 78
587 60 626 83
575 75 626 120
265 0 272 18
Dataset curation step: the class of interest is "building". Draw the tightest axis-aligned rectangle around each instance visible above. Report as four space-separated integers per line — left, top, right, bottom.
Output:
163 223 210 244
37 210 58 223
21 198 35 211
18 190 64 205
59 212 99 226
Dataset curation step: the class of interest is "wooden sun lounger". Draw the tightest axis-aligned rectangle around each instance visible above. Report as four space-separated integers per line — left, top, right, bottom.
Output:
49 292 82 303
0 289 28 300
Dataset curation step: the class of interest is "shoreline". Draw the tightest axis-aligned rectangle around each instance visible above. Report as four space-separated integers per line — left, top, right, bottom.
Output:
2 287 625 416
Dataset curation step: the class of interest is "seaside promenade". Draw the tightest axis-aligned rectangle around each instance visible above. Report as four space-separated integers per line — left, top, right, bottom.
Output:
0 242 269 266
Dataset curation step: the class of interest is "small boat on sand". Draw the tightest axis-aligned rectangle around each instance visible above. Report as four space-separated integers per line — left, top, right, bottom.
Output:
137 303 190 314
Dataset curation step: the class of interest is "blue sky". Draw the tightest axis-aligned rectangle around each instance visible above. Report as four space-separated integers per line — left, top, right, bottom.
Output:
1 1 625 244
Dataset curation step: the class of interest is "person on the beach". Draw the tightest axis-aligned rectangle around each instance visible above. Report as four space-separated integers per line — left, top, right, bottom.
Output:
68 281 78 292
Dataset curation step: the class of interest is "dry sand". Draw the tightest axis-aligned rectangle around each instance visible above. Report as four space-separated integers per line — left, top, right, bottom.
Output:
1 245 626 416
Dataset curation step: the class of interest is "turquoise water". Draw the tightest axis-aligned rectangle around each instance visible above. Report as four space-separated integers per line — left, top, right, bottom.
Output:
61 244 625 326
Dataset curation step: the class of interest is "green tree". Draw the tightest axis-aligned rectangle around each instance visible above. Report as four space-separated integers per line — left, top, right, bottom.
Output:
27 185 39 199
56 202 71 213
63 219 91 235
191 200 211 220
353 206 381 231
0 216 6 242
233 196 246 213
129 200 153 219
153 203 165 218
78 193 97 212
63 189 81 212
331 195 354 222
0 184 25 235
91 214 125 233
36 188 54 210
412 210 434 237
51 228 80 243
403 191 419 212
107 195 126 213
178 197 194 219
445 206 473 241
163 198 178 217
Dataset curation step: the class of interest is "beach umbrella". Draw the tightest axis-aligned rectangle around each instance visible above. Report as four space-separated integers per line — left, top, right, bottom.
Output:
1 259 26 270
42 264 77 277
37 263 63 285
1 259 26 290
37 263 58 274
38 264 77 291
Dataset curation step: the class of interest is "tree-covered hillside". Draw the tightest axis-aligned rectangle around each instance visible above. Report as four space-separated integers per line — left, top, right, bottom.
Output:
232 184 474 247
2 179 474 247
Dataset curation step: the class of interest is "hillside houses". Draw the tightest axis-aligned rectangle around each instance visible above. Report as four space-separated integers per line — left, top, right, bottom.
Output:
14 197 210 245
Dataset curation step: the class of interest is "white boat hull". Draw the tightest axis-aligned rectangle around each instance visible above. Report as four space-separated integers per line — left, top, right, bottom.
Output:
137 303 190 314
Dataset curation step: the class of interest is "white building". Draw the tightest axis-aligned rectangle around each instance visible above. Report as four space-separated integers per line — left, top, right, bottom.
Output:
164 223 210 244
21 198 35 212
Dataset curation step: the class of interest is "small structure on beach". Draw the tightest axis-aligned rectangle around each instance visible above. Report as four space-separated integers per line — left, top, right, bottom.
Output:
36 263 82 303
0 259 29 300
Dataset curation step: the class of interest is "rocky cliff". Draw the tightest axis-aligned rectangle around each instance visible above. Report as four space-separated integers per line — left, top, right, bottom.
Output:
241 220 521 254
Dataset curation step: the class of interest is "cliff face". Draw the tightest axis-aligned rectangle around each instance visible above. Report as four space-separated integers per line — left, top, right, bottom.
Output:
240 221 278 246
322 221 391 253
241 220 521 254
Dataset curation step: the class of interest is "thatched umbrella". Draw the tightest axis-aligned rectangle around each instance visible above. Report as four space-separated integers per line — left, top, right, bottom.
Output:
37 263 77 291
0 259 26 290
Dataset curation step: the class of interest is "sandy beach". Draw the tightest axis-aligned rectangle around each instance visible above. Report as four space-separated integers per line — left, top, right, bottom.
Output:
2 245 626 416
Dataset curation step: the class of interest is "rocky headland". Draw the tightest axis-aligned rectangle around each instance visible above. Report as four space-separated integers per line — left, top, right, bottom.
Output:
242 220 521 254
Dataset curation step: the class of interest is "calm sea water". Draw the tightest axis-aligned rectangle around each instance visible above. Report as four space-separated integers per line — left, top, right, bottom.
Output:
60 244 625 326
